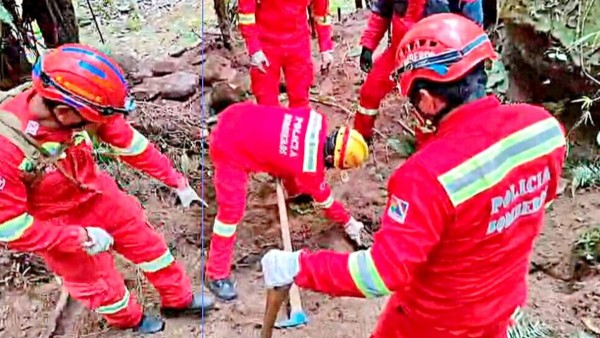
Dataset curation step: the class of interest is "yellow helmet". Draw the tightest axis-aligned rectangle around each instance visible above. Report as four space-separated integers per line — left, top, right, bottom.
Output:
333 126 369 169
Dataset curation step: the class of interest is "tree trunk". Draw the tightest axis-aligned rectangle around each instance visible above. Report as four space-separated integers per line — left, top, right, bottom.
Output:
22 0 79 47
214 0 233 49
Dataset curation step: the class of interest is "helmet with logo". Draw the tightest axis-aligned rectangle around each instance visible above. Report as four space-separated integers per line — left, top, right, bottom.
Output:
326 126 369 169
392 13 497 97
32 43 135 123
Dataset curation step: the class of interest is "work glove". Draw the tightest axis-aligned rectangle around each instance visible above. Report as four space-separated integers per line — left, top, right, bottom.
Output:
320 50 334 72
359 47 373 73
344 217 367 247
175 177 208 208
250 50 270 74
82 227 114 255
261 249 301 288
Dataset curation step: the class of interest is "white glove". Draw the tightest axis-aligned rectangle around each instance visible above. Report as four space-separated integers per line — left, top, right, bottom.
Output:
344 217 365 247
250 50 270 73
82 227 114 255
175 185 208 208
261 249 301 288
320 50 334 71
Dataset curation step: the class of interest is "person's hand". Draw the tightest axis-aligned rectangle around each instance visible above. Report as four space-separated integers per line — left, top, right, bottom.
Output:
250 50 270 74
175 177 208 208
359 47 373 73
261 249 301 288
344 217 366 247
320 50 334 72
82 227 114 255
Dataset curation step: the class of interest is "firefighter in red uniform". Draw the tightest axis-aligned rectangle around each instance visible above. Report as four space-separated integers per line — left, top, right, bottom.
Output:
206 101 369 300
354 0 484 143
0 44 214 334
261 14 567 337
238 0 334 108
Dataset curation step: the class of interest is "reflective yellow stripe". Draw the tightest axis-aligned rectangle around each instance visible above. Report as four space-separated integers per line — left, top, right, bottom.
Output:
73 130 93 146
137 250 175 273
544 200 554 209
213 219 237 238
95 289 131 315
314 194 334 209
302 110 322 173
238 13 256 25
438 118 565 206
358 106 378 116
0 213 35 242
110 128 149 156
314 15 331 26
348 249 391 298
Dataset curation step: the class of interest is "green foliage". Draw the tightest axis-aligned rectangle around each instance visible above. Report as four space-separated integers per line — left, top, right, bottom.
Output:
507 308 555 338
574 226 600 264
0 4 17 32
386 137 416 158
567 159 600 194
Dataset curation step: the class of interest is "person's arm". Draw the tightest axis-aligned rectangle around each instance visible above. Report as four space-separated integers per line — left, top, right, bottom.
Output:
0 146 85 253
95 116 184 188
359 0 392 51
311 0 333 53
238 0 261 55
301 174 351 225
294 161 453 297
543 119 568 209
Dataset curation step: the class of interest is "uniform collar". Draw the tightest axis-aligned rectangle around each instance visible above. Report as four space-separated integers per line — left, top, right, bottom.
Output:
436 95 501 134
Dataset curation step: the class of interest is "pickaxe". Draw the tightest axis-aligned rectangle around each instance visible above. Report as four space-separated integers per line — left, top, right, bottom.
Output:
260 180 310 338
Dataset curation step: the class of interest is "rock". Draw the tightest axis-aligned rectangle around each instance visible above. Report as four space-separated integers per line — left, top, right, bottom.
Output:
111 52 140 76
203 54 237 86
131 84 160 101
230 72 251 94
169 46 187 58
130 66 153 84
155 72 199 100
151 58 179 76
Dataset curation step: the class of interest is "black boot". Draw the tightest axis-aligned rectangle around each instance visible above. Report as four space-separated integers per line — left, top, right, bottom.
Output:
134 314 165 334
207 278 238 301
161 292 215 318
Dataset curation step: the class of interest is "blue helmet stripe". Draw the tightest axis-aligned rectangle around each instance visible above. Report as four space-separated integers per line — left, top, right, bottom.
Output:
61 47 127 85
78 60 107 79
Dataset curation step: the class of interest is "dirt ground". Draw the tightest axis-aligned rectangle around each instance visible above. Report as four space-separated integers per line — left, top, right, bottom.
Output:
1 4 600 338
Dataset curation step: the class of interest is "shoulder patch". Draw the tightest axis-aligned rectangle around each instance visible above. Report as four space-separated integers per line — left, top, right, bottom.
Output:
388 195 409 224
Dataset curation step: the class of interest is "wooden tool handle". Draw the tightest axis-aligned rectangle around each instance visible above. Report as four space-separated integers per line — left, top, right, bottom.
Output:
275 180 304 312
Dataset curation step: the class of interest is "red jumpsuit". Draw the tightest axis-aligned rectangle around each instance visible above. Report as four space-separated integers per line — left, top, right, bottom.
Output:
0 90 193 328
206 102 351 280
294 96 567 337
238 0 333 108
354 0 484 140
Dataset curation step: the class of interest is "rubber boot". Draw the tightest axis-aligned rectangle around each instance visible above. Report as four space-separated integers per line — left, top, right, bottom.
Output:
161 292 215 318
134 314 165 334
207 278 238 301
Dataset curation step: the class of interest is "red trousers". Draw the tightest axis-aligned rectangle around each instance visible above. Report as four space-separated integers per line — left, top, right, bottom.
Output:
250 39 313 108
206 148 299 279
37 174 193 328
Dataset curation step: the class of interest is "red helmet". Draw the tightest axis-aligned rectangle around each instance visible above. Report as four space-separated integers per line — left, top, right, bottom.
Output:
393 13 497 97
32 43 135 123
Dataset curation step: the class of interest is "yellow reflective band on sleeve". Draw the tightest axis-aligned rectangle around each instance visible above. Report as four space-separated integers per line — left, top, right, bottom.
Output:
358 106 378 116
314 15 332 26
72 130 93 146
238 13 256 25
110 128 149 156
314 194 334 209
302 110 323 173
438 118 566 207
544 200 554 209
213 219 237 238
95 289 131 315
137 250 175 273
0 213 35 242
348 249 391 298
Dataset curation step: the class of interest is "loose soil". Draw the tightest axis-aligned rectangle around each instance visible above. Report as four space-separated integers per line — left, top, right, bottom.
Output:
1 6 600 338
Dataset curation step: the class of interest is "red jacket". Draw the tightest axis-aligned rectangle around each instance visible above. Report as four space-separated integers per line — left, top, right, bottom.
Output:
294 96 567 336
0 90 184 253
238 0 333 55
209 102 351 225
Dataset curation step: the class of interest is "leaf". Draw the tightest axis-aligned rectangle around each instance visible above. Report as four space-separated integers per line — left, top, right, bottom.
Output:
0 4 17 32
386 138 415 157
556 53 568 62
